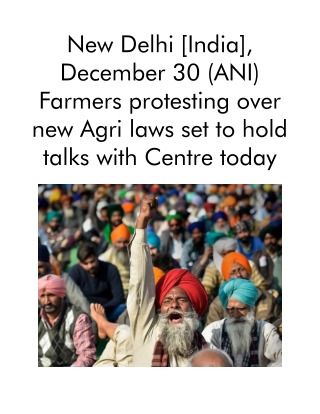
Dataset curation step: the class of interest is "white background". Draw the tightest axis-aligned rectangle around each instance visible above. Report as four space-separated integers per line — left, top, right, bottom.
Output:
1 0 319 411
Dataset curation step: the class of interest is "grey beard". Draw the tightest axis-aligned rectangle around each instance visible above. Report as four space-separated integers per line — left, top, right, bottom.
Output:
63 207 74 219
157 309 199 357
114 246 130 267
214 223 230 235
225 309 255 357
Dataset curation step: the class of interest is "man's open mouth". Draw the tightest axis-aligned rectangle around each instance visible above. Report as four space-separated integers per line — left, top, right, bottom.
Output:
168 313 183 324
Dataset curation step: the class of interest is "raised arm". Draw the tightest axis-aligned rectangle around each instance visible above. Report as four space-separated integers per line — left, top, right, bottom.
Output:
127 196 158 346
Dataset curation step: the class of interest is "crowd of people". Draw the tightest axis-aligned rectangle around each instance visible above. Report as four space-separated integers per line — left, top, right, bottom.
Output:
38 184 282 367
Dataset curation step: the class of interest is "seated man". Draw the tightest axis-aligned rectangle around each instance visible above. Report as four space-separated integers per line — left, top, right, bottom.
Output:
202 278 282 367
202 236 268 309
127 195 209 367
99 223 131 300
38 244 98 338
252 224 282 290
180 221 206 271
68 242 125 322
205 252 281 326
38 274 96 367
233 220 264 261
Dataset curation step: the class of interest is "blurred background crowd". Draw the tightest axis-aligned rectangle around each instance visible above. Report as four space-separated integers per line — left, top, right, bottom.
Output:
38 184 282 335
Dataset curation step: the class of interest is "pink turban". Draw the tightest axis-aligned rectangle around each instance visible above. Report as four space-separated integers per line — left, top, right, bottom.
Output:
155 269 208 317
38 274 66 299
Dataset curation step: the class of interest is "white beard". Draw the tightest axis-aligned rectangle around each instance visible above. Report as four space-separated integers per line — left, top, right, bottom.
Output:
157 309 199 357
225 310 255 357
214 223 230 235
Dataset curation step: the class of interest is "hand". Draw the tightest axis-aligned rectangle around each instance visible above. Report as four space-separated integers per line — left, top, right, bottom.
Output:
94 189 105 201
74 229 82 240
203 246 213 259
200 246 213 265
136 195 158 229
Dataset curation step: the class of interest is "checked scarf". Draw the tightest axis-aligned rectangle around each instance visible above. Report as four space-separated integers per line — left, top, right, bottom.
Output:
221 320 260 367
151 330 208 367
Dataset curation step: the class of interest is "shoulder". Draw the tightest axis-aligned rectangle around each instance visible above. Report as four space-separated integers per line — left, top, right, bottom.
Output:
202 319 225 342
98 260 120 274
68 303 90 318
183 238 193 247
68 264 81 273
257 320 277 336
252 236 264 246
160 229 170 238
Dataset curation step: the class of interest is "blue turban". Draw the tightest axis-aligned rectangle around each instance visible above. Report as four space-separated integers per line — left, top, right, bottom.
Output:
38 244 50 262
168 189 179 197
38 197 49 210
219 279 258 309
212 211 228 223
147 232 161 250
157 195 167 206
188 221 206 234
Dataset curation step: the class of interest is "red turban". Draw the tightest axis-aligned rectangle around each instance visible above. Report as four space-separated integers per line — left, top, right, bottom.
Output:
38 274 66 299
221 252 252 281
110 223 131 243
204 202 216 212
155 269 208 317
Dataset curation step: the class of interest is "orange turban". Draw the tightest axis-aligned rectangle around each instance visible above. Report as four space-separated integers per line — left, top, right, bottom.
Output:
110 223 131 243
38 274 66 299
155 269 208 317
221 252 252 281
227 184 236 193
60 194 73 204
218 185 227 195
153 267 165 284
122 202 135 213
209 185 219 194
223 195 237 207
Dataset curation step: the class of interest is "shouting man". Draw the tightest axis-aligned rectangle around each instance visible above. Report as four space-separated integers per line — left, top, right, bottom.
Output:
127 195 209 367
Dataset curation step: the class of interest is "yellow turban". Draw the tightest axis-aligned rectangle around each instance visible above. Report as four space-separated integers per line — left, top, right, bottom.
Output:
49 188 62 203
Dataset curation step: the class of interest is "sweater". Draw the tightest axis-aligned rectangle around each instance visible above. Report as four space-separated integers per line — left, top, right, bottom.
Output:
68 260 125 315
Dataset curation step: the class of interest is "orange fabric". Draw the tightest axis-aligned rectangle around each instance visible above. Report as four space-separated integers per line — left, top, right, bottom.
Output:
223 195 237 207
153 267 165 284
155 269 208 317
209 185 219 194
122 202 135 213
221 252 252 281
229 215 240 228
110 223 131 243
218 185 227 195
60 194 72 204
52 262 61 276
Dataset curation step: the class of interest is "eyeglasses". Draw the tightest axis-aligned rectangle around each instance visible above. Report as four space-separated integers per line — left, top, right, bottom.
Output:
226 306 249 315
